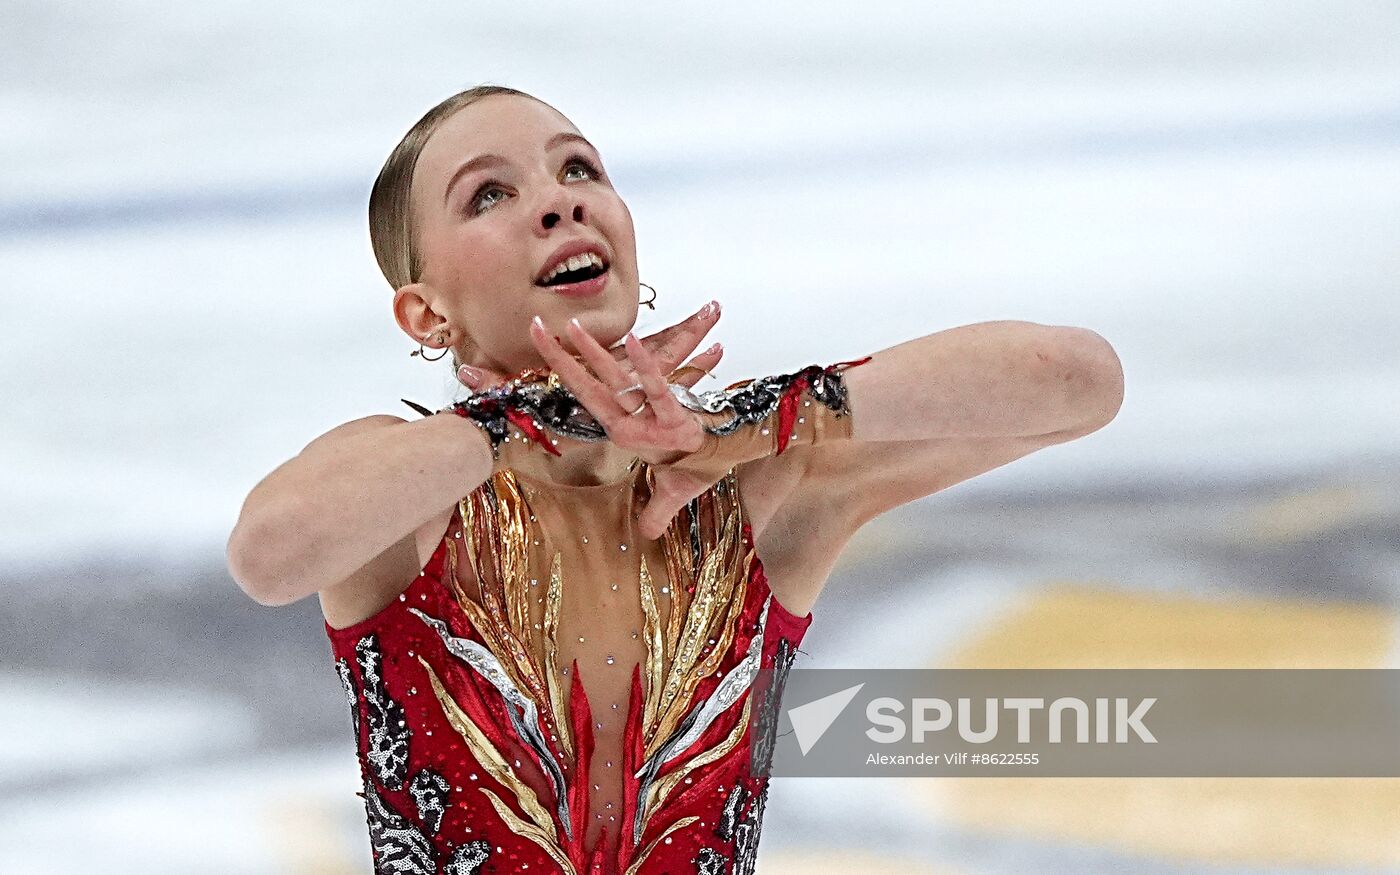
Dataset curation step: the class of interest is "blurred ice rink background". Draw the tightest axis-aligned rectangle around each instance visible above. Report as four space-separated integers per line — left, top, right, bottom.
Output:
2 2 1398 872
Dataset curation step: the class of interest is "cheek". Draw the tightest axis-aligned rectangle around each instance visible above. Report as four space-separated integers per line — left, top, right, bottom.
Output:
452 226 520 280
616 197 635 235
607 199 638 262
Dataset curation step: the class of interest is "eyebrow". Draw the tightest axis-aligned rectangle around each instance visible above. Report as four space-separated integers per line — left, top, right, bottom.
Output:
442 131 596 206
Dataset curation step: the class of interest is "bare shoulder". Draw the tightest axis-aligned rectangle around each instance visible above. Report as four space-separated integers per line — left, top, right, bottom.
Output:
735 446 856 618
318 502 461 631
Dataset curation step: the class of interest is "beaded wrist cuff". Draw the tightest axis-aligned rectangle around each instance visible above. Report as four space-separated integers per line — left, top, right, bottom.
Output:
400 355 872 472
666 355 873 472
402 369 607 464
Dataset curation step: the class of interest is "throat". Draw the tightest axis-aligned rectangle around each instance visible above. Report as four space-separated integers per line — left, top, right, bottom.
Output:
509 445 642 490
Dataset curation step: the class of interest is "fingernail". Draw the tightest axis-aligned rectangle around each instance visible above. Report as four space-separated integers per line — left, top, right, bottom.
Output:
532 315 544 330
706 342 722 354
458 364 485 387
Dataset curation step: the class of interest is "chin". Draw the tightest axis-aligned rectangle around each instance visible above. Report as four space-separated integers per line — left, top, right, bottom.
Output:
538 312 626 357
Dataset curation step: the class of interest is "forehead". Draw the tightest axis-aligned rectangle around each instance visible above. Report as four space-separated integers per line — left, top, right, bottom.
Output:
414 95 582 198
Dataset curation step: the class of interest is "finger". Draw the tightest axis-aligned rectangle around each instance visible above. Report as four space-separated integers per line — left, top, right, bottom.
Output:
637 470 712 539
626 299 715 354
636 300 721 372
529 316 632 425
566 317 645 396
456 363 509 390
668 343 723 389
623 332 690 429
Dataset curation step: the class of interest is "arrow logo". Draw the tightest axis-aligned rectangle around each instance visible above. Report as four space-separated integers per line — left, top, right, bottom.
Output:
787 683 865 755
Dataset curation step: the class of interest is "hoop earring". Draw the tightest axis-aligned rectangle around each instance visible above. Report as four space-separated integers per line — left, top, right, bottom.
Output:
639 282 657 311
411 328 450 362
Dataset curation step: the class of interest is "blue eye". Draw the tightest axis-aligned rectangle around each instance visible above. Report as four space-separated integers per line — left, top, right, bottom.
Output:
469 156 602 216
563 155 601 181
470 185 508 214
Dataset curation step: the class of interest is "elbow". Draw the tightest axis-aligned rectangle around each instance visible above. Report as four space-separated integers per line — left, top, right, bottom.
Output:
226 499 307 608
1039 326 1125 434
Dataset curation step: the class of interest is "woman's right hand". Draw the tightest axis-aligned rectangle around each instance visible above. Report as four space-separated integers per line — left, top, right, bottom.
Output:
522 303 745 539
456 301 731 539
457 300 725 406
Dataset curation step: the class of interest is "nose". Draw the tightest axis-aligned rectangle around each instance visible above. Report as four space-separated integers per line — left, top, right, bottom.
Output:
540 203 584 231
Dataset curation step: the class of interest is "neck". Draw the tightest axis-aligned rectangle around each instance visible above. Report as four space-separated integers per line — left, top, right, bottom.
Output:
508 436 640 488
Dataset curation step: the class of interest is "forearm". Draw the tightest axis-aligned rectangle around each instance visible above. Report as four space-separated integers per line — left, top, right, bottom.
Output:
843 320 1120 441
659 321 1117 480
229 413 494 604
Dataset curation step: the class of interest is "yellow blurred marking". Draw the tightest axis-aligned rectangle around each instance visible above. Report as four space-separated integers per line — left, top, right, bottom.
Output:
918 582 1400 868
262 795 360 875
946 582 1392 669
759 848 964 874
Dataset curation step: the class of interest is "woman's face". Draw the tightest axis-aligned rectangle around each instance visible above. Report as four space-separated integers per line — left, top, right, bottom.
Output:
396 94 640 374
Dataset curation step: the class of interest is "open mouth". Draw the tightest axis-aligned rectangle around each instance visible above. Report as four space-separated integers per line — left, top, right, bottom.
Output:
535 256 610 287
538 263 609 287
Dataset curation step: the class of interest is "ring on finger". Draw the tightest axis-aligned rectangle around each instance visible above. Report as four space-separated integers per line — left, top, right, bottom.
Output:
614 364 668 411
667 365 714 383
625 397 648 416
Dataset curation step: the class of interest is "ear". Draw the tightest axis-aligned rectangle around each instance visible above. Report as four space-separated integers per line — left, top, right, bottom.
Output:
393 281 444 345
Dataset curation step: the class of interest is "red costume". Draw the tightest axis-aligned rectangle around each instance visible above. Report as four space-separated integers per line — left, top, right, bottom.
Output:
323 357 870 874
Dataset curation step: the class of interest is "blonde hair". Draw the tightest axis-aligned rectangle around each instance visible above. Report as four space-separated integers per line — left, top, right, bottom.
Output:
369 84 546 292
369 84 555 372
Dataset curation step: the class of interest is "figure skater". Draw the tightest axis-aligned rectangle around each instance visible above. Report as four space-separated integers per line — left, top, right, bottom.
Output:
226 84 1123 875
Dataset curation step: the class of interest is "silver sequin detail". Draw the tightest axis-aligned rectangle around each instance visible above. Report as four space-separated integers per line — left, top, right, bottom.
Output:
693 846 726 875
363 779 436 873
336 657 362 751
407 607 574 841
731 780 769 875
716 783 747 843
750 635 798 777
669 364 855 435
409 769 451 836
631 596 773 844
443 839 492 875
355 634 411 791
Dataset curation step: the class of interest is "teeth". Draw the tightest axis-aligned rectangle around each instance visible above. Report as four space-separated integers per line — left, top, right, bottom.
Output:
543 251 604 282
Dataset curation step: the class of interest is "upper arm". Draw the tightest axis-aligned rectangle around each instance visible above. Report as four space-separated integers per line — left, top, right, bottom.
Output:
788 326 1123 527
316 525 424 627
734 425 1100 617
317 500 463 628
231 413 409 544
228 413 413 605
297 413 411 457
297 415 464 626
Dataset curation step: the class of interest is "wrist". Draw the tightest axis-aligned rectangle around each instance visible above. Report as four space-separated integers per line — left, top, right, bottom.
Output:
648 428 717 468
661 356 873 472
431 372 608 466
